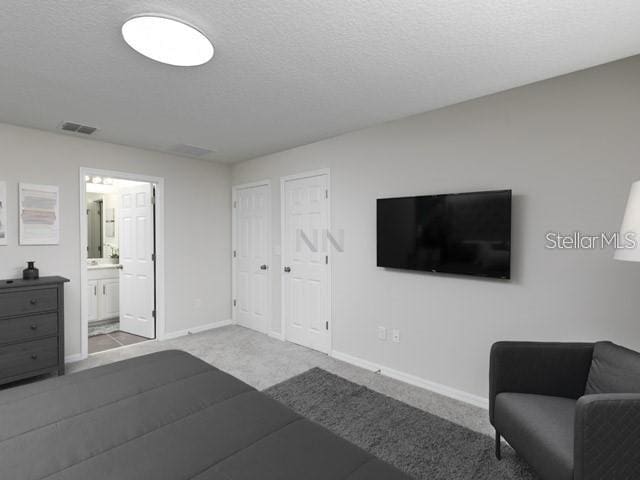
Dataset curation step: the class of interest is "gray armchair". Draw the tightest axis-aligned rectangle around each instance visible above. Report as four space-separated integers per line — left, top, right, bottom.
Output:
489 341 640 480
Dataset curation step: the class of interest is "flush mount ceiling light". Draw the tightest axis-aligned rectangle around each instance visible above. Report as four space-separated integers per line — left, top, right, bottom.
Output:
122 16 214 66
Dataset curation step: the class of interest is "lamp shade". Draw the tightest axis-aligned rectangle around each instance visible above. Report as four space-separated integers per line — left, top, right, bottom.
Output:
615 180 640 262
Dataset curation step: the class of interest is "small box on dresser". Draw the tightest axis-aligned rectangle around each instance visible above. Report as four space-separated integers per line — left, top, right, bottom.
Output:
0 276 69 385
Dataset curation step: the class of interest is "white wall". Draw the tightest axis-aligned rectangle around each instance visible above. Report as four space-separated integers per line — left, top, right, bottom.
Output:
0 123 232 357
232 56 640 401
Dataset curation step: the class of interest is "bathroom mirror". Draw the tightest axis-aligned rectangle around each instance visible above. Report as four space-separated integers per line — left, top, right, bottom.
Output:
87 194 103 258
85 184 120 263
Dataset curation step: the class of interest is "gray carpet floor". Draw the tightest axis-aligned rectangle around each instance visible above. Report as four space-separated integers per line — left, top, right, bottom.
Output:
265 368 538 480
70 325 492 437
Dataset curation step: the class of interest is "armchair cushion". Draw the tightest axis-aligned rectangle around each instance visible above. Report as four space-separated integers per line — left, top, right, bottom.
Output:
574 393 640 480
494 393 576 480
585 341 640 394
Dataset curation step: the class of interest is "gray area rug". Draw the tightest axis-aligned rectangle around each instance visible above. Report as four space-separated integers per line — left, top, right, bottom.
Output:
264 368 537 480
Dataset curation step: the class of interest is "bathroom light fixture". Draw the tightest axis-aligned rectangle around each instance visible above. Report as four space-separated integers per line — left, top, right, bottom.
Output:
85 176 115 185
122 15 214 66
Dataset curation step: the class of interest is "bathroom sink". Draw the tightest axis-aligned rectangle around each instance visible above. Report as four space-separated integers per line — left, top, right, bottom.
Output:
87 263 121 270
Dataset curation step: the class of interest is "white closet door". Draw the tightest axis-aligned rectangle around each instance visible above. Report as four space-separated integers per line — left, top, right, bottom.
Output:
282 173 330 353
234 184 270 333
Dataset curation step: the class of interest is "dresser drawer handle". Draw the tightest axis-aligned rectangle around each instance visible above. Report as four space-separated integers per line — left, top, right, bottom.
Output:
29 299 38 305
31 354 38 360
30 324 38 330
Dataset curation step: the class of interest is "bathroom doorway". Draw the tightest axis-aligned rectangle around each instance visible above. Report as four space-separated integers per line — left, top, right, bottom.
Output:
79 169 165 358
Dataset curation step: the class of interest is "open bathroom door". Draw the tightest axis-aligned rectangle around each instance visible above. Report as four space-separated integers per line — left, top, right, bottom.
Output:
119 183 155 339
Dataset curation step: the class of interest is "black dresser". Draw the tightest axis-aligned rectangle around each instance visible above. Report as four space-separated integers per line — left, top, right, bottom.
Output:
0 276 69 385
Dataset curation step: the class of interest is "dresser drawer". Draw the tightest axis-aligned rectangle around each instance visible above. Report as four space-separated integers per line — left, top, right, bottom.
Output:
0 313 58 345
0 288 58 317
0 337 58 379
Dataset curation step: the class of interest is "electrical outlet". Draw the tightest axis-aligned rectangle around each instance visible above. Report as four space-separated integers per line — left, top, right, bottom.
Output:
392 329 400 343
377 326 387 341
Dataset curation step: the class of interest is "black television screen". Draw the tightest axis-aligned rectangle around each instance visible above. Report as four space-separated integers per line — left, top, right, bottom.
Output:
377 190 511 279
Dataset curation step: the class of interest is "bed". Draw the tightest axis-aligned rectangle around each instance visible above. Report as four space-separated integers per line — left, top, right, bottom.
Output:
0 350 410 479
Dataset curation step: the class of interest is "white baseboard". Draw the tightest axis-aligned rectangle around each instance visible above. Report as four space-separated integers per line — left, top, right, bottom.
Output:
330 350 488 409
64 353 86 364
160 319 233 341
331 350 381 372
268 331 285 341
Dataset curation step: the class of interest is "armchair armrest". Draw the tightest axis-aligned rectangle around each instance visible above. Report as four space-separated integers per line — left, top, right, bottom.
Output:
575 394 640 480
489 341 593 424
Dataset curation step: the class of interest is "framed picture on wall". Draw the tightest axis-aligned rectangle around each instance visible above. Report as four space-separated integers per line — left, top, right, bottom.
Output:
19 183 60 245
0 181 7 246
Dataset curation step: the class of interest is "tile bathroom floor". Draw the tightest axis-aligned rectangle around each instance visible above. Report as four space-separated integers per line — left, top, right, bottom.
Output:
88 330 149 354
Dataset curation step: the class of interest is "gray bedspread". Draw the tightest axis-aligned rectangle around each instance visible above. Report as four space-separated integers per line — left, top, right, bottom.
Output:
0 350 410 479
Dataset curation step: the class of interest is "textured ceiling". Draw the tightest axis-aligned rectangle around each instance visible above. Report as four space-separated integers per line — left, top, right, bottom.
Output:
1 1 640 163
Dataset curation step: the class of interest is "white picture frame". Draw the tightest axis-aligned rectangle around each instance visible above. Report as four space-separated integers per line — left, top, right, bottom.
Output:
19 183 60 245
0 181 7 246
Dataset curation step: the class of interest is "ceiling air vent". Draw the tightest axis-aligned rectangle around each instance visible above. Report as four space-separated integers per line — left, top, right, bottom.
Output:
167 144 214 158
59 121 98 135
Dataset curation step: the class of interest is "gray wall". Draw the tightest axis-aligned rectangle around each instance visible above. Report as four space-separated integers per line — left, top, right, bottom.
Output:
0 123 232 357
232 56 640 400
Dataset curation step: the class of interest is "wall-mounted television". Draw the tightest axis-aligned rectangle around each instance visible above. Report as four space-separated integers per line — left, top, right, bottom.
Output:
377 190 511 279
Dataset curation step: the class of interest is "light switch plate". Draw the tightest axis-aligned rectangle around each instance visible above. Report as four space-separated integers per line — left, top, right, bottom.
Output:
377 326 387 340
